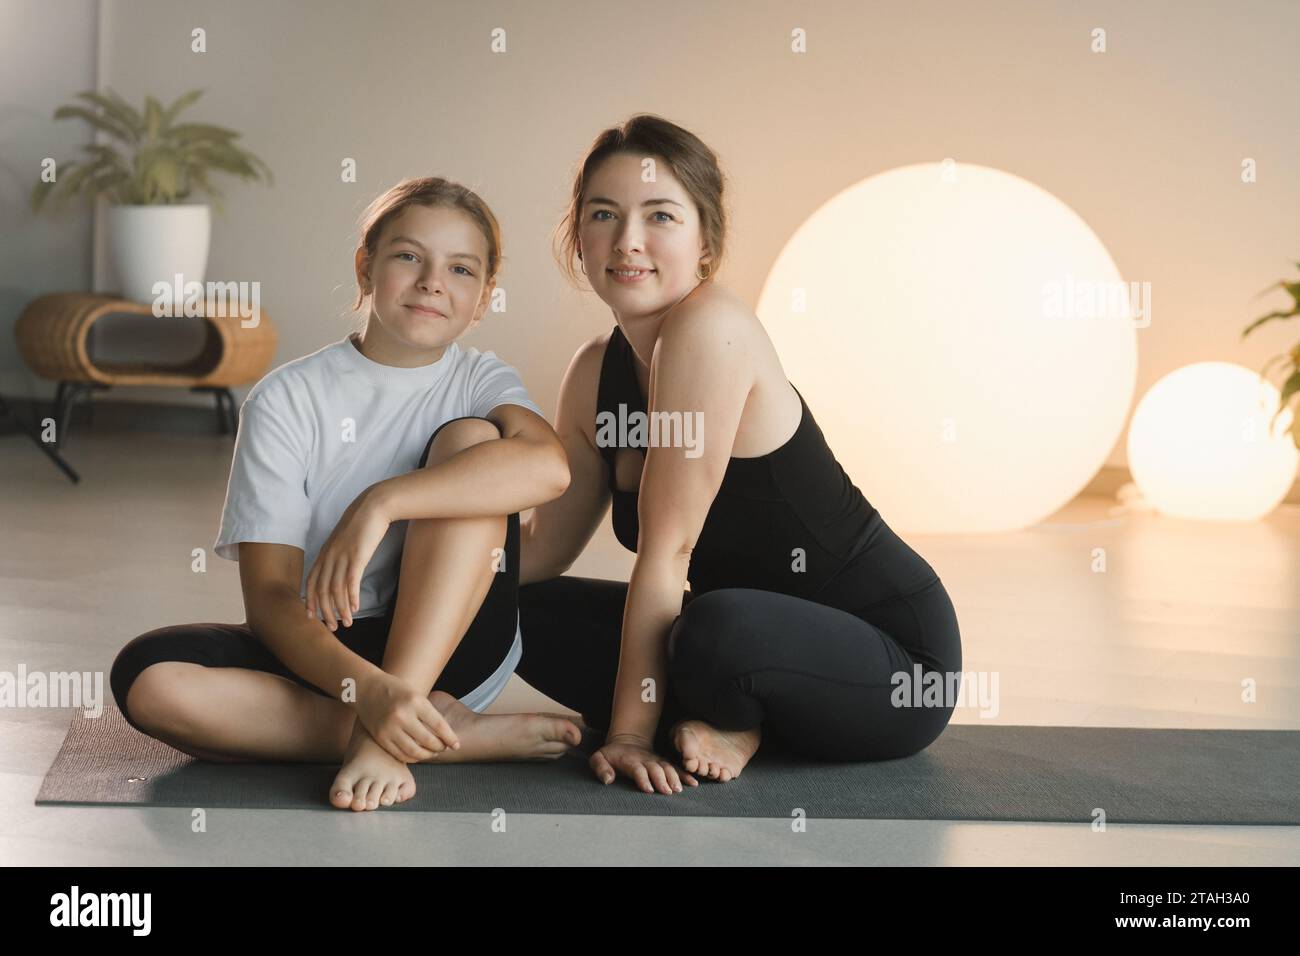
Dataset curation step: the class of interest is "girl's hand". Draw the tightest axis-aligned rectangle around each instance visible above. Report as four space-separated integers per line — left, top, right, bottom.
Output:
354 670 460 763
305 487 390 630
590 735 698 794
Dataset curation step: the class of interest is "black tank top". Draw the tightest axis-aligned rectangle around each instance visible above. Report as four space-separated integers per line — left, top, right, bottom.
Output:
595 325 940 609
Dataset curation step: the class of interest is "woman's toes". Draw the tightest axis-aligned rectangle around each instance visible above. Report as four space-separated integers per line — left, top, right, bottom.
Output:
720 768 733 782
379 782 397 807
397 780 416 804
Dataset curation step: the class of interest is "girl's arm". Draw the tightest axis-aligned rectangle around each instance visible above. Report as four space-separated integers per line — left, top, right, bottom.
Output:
369 404 570 523
241 542 387 696
521 336 613 585
242 541 460 757
604 304 755 747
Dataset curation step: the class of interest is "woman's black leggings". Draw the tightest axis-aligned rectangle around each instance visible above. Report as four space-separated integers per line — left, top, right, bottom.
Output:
110 417 520 736
517 576 962 762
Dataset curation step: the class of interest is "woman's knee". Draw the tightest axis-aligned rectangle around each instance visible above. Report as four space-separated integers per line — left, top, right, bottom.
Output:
420 416 501 468
668 589 752 671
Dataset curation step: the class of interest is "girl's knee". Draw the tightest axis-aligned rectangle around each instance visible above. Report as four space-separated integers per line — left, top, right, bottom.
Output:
421 416 501 468
120 661 195 734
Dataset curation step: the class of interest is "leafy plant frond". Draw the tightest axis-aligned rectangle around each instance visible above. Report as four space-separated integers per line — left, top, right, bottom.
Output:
32 87 271 212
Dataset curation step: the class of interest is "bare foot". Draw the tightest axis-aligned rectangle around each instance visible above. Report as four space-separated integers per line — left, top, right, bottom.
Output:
424 690 582 763
672 720 761 782
330 723 416 811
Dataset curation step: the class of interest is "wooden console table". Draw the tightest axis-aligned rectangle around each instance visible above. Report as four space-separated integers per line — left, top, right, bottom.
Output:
13 292 277 480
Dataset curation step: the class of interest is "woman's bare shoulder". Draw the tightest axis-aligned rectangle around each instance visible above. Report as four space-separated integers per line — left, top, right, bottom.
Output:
664 282 767 350
554 329 613 440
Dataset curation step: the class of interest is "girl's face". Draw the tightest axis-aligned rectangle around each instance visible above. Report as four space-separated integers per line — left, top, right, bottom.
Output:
356 204 493 354
577 152 711 324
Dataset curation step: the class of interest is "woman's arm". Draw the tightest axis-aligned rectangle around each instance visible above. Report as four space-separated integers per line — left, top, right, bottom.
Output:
604 304 756 747
370 404 570 523
521 336 613 585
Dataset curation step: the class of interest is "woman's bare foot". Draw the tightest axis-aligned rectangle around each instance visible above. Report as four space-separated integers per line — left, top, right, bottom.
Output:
672 720 761 782
330 723 416 812
424 691 582 762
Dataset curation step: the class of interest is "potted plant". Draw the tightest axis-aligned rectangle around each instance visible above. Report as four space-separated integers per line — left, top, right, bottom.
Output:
30 88 272 304
1242 261 1300 449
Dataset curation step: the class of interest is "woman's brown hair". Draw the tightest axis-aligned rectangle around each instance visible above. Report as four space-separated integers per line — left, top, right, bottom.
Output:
553 114 728 287
352 176 504 312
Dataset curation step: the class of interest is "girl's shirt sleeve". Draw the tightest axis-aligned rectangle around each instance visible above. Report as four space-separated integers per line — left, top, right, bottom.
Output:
468 351 544 419
213 390 313 561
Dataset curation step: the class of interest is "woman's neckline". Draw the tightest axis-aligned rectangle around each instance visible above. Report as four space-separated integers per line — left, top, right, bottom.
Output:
607 324 807 481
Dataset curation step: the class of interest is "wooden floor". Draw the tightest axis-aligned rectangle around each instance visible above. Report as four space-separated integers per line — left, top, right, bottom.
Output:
1 425 1297 865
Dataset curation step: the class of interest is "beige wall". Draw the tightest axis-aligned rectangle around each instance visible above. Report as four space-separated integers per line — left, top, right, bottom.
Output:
7 0 1299 476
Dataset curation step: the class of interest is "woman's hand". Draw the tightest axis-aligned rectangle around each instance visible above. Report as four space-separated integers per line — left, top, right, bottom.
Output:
590 735 698 794
353 670 460 763
305 486 390 630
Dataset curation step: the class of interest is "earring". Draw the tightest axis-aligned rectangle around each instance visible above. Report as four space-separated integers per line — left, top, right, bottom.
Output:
696 260 712 280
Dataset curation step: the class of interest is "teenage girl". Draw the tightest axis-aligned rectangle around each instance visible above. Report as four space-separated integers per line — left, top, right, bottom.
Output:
517 116 963 794
110 177 582 812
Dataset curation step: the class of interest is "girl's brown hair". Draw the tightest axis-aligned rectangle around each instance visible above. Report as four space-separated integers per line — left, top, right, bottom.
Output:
553 114 728 287
353 176 504 312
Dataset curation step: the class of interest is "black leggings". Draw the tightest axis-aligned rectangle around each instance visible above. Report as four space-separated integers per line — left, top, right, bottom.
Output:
517 576 962 762
110 417 520 736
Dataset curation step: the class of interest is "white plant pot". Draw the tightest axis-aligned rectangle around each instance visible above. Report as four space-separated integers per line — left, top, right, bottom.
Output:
104 203 211 305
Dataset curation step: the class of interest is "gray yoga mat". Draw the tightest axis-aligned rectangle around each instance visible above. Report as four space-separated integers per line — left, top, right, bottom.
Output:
35 704 1300 824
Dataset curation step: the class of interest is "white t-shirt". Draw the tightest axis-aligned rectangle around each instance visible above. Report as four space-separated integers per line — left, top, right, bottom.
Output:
214 332 543 712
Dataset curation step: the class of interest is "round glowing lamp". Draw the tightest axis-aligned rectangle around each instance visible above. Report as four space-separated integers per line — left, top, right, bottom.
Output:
1127 361 1297 521
757 162 1138 533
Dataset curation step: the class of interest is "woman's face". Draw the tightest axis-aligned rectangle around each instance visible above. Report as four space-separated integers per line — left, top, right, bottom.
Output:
357 204 493 352
577 152 710 324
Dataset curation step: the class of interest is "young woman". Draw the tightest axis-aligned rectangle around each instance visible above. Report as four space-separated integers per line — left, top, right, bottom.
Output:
517 116 963 795
110 177 582 812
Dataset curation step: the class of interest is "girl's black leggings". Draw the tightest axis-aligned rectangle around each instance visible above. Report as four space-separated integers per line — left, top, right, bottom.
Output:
110 417 520 736
516 575 962 762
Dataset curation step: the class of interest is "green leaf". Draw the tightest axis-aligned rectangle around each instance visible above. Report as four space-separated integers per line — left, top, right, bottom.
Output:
1241 308 1297 339
160 89 203 130
84 168 131 204
81 143 129 171
185 165 224 201
140 146 182 202
53 105 133 144
166 122 241 144
144 96 163 143
73 91 143 143
1279 369 1300 409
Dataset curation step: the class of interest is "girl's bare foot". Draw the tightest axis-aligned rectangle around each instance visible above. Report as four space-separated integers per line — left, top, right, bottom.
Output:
330 724 415 811
671 720 761 782
328 691 583 810
425 690 582 762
